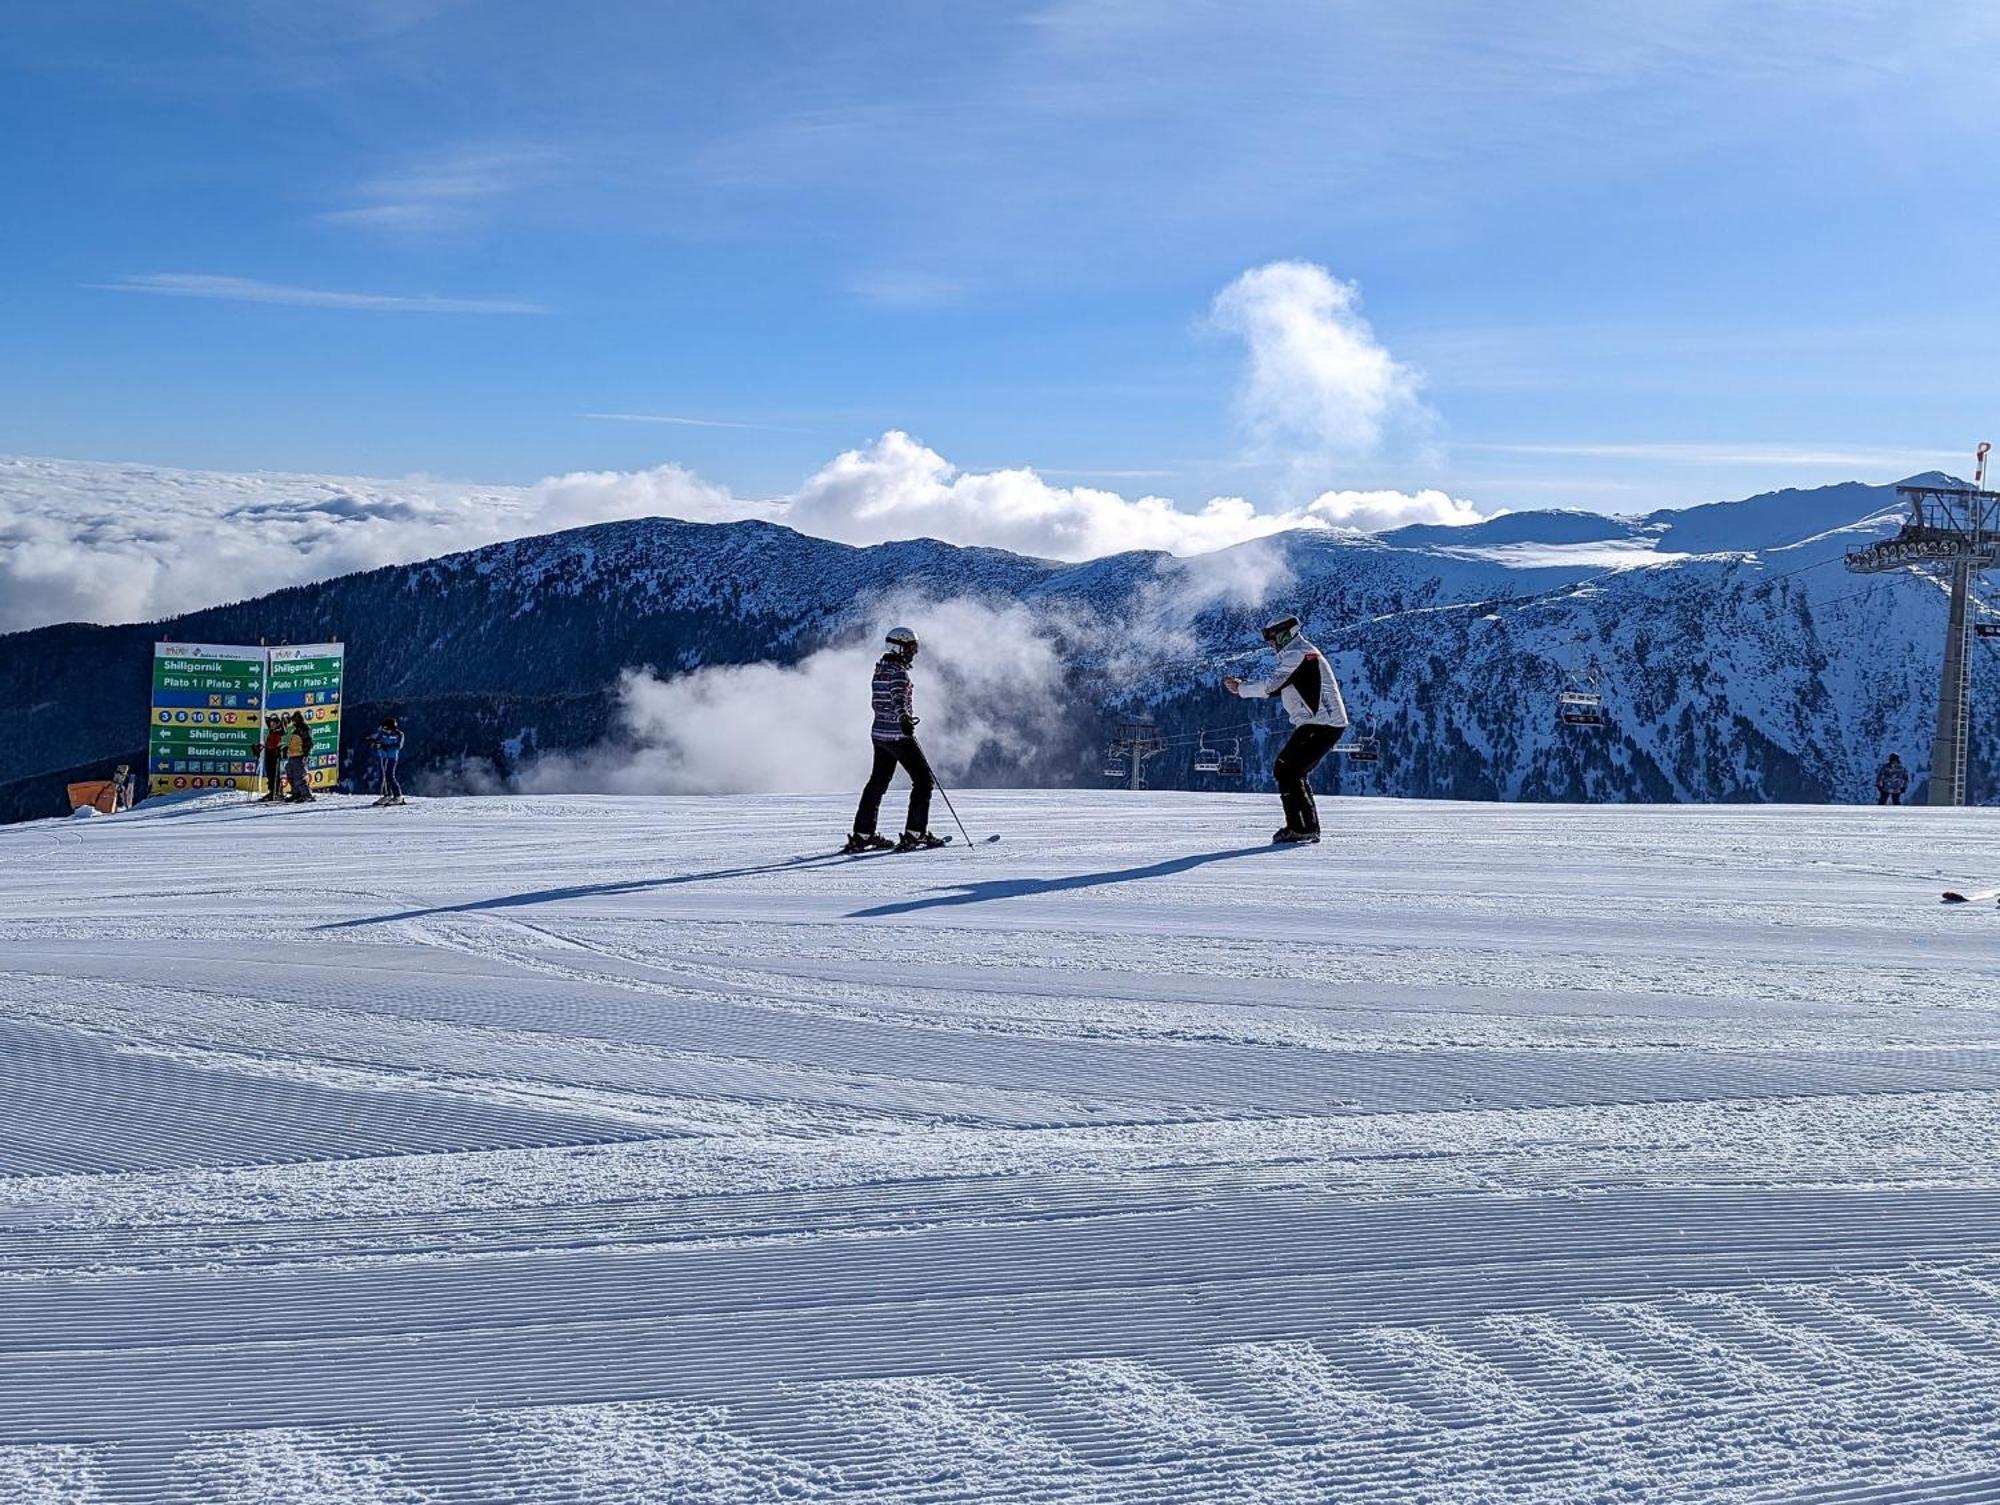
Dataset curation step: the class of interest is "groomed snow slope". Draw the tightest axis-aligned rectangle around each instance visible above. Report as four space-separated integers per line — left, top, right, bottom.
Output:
3 790 1999 1503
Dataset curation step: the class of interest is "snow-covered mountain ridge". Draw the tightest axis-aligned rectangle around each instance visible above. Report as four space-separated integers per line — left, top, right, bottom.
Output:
1 471 1990 815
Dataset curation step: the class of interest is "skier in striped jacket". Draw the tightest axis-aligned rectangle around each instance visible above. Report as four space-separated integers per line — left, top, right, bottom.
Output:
1224 613 1348 843
846 626 943 853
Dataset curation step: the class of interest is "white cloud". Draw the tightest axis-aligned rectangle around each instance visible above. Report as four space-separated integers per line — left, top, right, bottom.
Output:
0 455 739 632
849 271 968 309
468 595 1069 797
779 431 1478 557
783 431 1303 559
1302 487 1482 531
527 462 775 532
321 145 562 234
0 436 1481 631
8 251 1483 629
90 274 545 315
1208 261 1433 478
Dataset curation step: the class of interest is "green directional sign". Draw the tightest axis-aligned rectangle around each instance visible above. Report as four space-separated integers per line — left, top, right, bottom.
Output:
149 643 267 795
266 643 345 792
147 641 347 797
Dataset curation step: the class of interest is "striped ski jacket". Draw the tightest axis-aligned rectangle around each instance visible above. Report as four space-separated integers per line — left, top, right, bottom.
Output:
870 653 916 743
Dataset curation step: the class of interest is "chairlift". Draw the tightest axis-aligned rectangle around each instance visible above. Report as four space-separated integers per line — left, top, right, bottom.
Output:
1216 739 1245 779
1102 749 1128 779
1977 622 2000 639
1346 733 1381 764
1193 732 1222 774
1557 658 1607 730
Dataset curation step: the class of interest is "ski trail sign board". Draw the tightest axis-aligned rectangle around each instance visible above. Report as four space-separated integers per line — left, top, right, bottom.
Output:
148 643 268 796
266 643 346 795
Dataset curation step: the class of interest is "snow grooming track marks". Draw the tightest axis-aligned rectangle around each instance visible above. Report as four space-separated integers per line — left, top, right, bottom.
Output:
3 792 2000 1501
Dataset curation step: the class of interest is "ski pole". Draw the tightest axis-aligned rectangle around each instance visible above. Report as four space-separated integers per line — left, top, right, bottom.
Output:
917 744 976 851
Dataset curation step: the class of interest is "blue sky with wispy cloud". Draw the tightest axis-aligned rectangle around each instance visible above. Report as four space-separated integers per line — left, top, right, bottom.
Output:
3 0 1996 523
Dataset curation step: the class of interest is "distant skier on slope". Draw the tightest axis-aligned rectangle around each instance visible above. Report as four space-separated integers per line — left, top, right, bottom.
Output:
1223 613 1348 844
845 626 948 854
370 717 407 807
1876 752 1909 806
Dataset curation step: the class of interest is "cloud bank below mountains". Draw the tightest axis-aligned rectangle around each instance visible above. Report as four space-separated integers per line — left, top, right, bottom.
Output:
1 258 1488 630
0 437 1481 632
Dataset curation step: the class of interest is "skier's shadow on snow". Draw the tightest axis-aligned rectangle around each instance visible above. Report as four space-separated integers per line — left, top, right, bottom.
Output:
847 844 1280 919
318 853 850 929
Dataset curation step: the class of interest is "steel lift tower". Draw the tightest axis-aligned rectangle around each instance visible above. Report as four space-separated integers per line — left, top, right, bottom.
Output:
1844 447 2000 805
1106 717 1166 791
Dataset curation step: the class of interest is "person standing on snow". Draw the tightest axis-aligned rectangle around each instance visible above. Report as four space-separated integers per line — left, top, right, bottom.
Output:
259 715 285 801
1223 613 1348 844
283 713 316 803
1876 752 1909 806
370 717 407 806
845 626 946 853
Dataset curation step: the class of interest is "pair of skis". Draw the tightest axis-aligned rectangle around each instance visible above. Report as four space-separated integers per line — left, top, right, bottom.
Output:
818 832 1002 861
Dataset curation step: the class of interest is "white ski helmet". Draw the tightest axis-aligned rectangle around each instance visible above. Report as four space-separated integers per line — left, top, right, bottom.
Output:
885 625 919 656
1260 612 1301 644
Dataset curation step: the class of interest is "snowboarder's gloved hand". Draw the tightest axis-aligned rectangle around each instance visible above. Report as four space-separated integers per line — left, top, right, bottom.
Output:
901 714 920 734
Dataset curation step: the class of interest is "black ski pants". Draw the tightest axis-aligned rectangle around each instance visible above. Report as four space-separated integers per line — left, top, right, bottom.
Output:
1273 723 1343 835
1878 790 1902 806
855 736 933 836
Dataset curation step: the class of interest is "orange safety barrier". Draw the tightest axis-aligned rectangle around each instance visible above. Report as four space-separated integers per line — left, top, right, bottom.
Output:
66 780 119 815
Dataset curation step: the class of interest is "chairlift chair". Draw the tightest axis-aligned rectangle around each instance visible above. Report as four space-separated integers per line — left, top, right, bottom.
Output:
1347 733 1380 764
1557 661 1606 728
1193 732 1222 774
1977 622 2000 639
1102 750 1128 779
1216 740 1245 779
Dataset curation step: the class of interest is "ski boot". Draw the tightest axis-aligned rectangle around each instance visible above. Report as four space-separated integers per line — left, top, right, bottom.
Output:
896 830 951 851
842 832 895 855
1272 826 1319 844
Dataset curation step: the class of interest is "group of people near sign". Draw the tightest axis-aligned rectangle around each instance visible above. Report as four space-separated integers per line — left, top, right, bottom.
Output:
843 613 1349 851
257 713 324 803
251 713 404 804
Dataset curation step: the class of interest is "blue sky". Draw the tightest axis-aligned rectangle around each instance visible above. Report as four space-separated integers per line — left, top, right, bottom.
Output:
5 0 1999 520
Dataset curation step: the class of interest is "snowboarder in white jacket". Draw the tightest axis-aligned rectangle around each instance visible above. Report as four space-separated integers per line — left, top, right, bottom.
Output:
1224 613 1348 843
846 627 944 853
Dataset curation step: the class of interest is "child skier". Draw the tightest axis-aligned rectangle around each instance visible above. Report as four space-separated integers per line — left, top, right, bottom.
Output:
845 626 946 853
1223 612 1348 844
